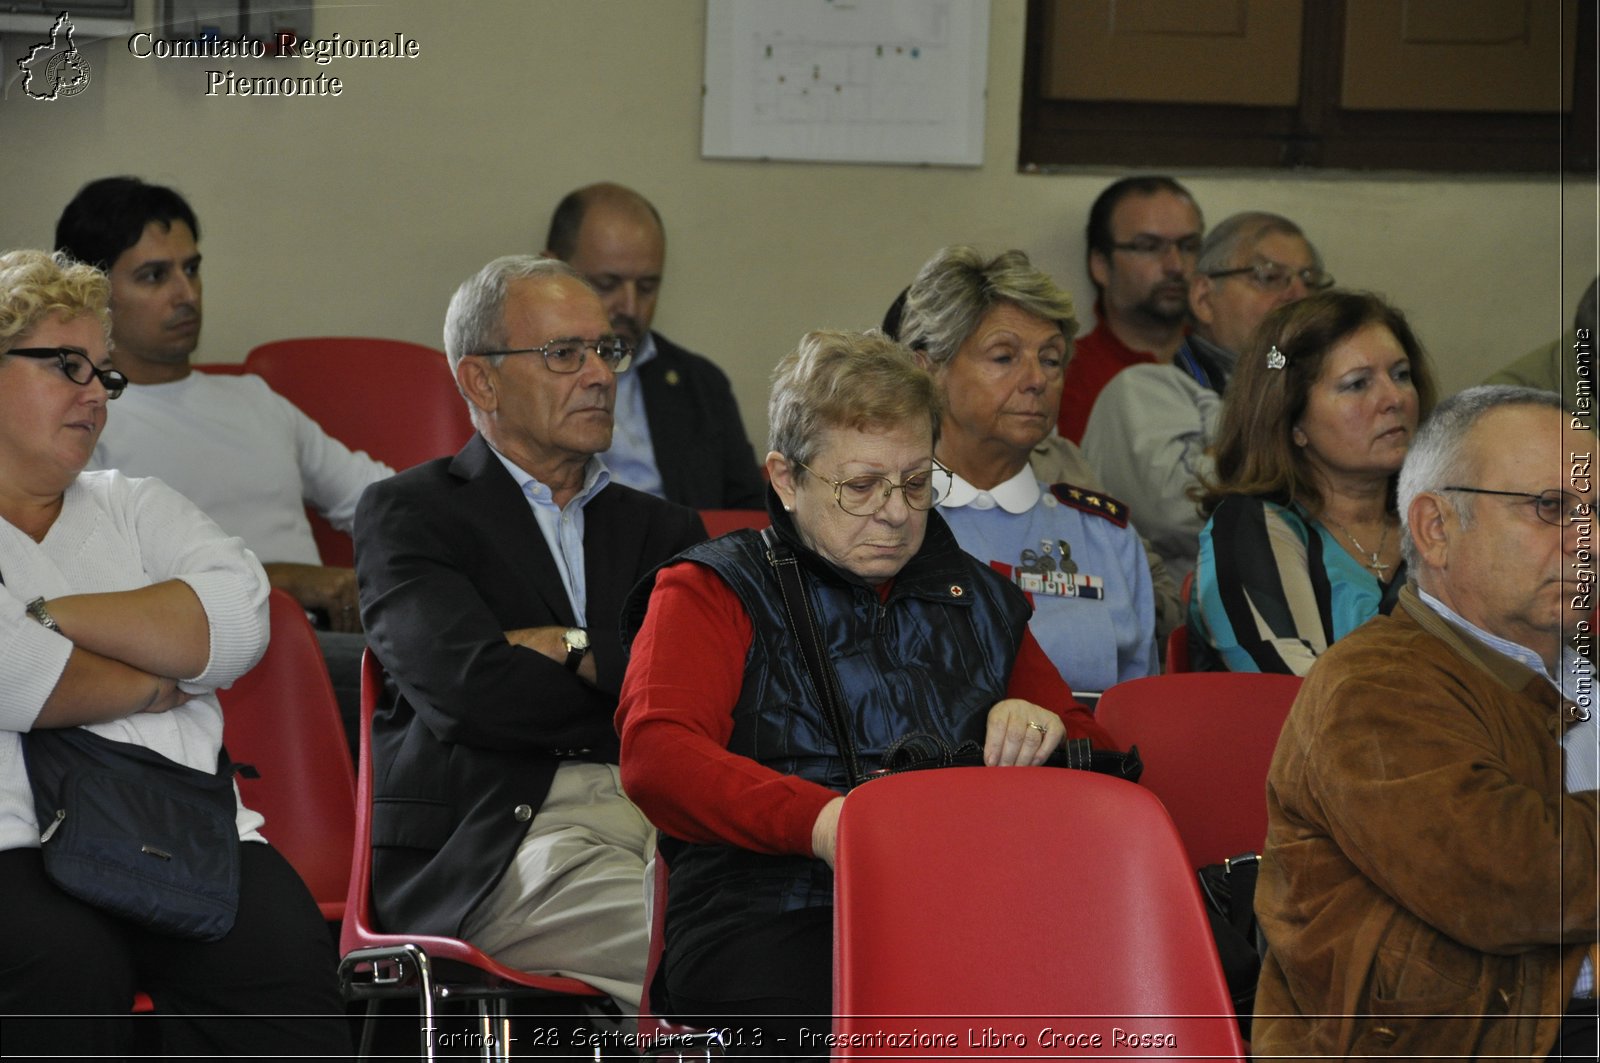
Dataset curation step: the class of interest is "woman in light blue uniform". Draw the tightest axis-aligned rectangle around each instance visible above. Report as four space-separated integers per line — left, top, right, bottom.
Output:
896 247 1156 694
1191 290 1437 674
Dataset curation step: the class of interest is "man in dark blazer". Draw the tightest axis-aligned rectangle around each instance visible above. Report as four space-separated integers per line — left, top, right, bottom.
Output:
545 182 765 510
353 255 705 1011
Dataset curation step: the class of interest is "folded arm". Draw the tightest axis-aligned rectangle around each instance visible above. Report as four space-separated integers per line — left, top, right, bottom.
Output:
45 580 210 679
35 647 194 727
6 474 269 730
355 479 616 751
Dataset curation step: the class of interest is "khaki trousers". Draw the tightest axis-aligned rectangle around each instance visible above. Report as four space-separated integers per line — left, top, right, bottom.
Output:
460 762 654 1011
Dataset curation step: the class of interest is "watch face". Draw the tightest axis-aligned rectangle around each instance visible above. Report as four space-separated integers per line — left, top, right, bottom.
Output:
565 628 589 652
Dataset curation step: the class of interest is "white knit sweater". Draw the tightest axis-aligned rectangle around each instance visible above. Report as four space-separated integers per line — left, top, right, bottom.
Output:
0 470 271 852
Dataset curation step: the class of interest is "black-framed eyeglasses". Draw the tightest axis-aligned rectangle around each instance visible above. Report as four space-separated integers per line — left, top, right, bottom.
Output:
1440 486 1590 527
7 347 127 399
797 460 952 517
471 336 633 374
1109 235 1203 259
1206 259 1335 293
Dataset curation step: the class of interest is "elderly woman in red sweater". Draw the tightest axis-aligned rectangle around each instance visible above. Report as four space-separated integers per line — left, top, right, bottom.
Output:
616 329 1111 1057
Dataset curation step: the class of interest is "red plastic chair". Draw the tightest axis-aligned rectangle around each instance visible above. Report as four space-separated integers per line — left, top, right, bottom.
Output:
339 651 606 1061
245 337 473 568
134 590 353 1014
1094 673 1302 869
193 361 252 375
833 767 1246 1059
636 857 723 1059
245 337 471 470
696 509 767 538
219 588 355 923
1164 623 1191 673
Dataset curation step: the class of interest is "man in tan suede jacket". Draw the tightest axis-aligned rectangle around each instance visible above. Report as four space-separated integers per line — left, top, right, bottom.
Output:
1254 386 1599 1061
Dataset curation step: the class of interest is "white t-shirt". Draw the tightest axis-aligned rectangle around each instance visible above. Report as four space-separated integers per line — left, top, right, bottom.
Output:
90 372 392 565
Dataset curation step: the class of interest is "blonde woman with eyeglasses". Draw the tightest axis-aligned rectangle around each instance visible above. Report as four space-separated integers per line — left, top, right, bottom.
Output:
0 250 348 1057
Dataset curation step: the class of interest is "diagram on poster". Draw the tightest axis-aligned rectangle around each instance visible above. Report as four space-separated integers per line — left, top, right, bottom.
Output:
702 0 988 167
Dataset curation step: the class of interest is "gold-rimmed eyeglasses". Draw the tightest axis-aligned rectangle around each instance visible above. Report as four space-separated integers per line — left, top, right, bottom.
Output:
796 460 953 516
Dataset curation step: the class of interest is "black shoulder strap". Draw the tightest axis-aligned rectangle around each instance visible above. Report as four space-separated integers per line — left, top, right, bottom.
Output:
761 527 863 787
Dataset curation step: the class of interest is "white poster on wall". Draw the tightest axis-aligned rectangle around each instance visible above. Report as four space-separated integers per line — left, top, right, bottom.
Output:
701 0 989 167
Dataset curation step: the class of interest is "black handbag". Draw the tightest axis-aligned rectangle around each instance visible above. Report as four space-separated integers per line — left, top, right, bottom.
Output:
1197 852 1265 1039
22 725 242 941
761 528 1142 788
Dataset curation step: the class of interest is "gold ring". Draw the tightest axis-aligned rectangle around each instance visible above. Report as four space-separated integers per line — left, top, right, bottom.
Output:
1026 721 1048 736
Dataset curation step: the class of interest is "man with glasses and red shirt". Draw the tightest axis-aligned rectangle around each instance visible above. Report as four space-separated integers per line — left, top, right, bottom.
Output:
1080 209 1329 581
1056 175 1206 446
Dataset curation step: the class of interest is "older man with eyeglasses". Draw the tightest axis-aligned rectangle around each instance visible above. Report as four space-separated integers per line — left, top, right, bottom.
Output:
1190 211 1332 378
352 255 706 1013
1079 211 1328 581
1253 385 1599 1062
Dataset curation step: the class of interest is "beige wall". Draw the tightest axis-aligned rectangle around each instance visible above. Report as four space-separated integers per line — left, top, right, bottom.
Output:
2 0 1592 448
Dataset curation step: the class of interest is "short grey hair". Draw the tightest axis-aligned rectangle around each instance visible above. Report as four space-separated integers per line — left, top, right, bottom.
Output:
768 329 941 467
442 255 586 372
1195 211 1322 275
897 247 1078 367
1398 384 1565 568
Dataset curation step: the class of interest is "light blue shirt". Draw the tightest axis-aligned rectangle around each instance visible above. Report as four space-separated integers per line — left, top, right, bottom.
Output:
1416 588 1596 997
1416 588 1596 791
939 466 1157 696
488 445 611 626
599 333 664 499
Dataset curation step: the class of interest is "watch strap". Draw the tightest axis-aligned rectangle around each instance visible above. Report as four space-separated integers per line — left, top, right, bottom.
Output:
562 629 588 672
26 597 61 633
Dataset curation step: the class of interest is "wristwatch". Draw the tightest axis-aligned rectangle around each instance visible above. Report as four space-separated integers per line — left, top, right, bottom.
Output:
560 628 589 672
26 597 60 633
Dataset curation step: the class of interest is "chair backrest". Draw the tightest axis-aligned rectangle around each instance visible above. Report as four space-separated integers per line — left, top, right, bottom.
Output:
342 649 387 957
245 337 472 472
697 509 768 538
220 588 356 922
341 650 608 1003
244 337 471 568
833 767 1245 1059
1165 623 1191 673
1094 673 1302 868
